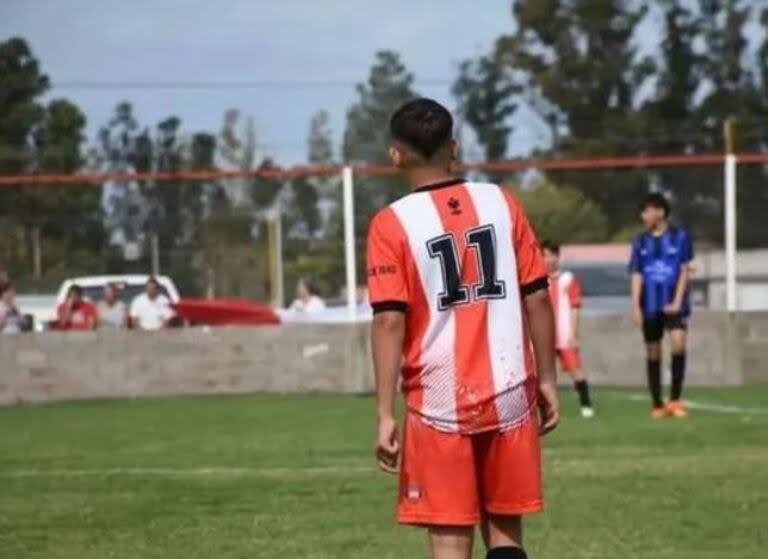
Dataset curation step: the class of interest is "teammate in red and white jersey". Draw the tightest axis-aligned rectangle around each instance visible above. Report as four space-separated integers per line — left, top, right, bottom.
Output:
367 98 559 559
541 241 595 418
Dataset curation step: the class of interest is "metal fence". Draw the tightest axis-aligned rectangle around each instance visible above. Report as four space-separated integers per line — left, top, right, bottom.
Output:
2 151 767 314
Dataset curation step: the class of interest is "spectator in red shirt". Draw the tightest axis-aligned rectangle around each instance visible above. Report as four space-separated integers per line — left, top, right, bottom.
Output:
56 284 97 331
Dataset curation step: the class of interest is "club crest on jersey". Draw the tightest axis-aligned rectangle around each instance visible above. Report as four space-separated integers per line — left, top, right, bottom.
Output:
448 197 462 215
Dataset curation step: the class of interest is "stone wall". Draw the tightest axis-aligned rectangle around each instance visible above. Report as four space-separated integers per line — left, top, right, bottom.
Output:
1 312 766 406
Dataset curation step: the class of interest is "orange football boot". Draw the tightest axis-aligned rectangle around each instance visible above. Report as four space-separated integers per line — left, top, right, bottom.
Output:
666 400 689 419
651 406 669 420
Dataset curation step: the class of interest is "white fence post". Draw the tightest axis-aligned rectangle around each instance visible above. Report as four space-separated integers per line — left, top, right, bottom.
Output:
342 166 357 321
724 152 738 313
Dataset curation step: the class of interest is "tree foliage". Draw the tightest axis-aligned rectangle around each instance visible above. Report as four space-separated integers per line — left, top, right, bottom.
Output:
515 179 609 244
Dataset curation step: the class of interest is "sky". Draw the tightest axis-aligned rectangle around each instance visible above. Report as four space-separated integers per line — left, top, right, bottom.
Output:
1 0 526 165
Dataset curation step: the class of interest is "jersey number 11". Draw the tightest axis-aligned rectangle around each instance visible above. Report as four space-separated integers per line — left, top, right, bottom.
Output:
427 224 507 311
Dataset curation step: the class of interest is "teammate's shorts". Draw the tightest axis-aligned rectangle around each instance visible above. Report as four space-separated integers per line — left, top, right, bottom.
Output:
642 313 688 343
397 412 542 526
556 348 582 372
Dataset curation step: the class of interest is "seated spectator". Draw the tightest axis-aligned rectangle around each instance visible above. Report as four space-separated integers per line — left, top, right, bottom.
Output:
129 277 174 330
56 284 97 331
97 283 128 329
0 284 24 334
289 278 326 313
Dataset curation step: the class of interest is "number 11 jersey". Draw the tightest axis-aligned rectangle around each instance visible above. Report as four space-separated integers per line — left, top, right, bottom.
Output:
366 179 548 434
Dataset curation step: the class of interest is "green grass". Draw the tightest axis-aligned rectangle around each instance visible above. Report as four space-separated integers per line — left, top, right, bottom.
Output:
1 388 767 559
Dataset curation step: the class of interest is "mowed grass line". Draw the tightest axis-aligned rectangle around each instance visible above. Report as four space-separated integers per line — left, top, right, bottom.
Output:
0 388 766 559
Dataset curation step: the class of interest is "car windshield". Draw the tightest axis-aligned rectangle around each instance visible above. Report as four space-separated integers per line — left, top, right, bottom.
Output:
81 283 171 305
568 264 630 297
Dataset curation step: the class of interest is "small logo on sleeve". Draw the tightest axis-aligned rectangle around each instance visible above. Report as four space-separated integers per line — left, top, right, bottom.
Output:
368 264 398 277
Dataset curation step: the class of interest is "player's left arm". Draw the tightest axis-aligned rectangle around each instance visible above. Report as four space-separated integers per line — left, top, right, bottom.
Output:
666 231 694 315
507 191 559 435
366 210 409 473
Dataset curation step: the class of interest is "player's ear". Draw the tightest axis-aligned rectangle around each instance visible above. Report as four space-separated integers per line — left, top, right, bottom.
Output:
389 145 405 168
449 139 460 162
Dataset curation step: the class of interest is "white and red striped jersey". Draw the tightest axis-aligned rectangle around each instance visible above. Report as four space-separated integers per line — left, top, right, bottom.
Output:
548 270 582 350
366 179 548 434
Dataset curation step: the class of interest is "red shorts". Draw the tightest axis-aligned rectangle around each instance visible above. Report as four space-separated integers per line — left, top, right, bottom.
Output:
556 348 582 372
397 413 542 526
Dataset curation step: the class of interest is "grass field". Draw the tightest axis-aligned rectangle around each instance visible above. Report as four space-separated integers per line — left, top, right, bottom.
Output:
1 388 767 559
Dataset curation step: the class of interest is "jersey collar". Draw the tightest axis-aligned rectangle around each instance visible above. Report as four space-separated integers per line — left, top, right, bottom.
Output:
413 177 465 193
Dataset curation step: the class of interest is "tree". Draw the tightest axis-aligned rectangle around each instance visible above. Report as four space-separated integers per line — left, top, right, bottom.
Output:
453 54 518 163
515 179 609 244
218 109 256 207
496 1 653 234
694 0 768 247
0 37 48 174
283 110 340 298
343 50 418 277
98 102 151 267
0 38 98 284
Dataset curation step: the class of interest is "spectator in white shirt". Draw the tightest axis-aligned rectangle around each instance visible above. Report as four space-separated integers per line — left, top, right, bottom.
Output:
0 284 24 334
129 277 174 330
97 283 128 329
289 278 326 313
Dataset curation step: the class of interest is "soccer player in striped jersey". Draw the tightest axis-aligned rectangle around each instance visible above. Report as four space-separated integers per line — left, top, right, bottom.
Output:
367 98 559 559
629 194 694 419
541 241 595 418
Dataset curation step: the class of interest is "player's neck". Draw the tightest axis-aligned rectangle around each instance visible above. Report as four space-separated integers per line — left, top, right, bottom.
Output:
650 221 668 236
406 166 457 192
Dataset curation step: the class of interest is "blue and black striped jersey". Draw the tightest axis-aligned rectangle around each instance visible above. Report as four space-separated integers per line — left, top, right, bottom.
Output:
629 227 694 317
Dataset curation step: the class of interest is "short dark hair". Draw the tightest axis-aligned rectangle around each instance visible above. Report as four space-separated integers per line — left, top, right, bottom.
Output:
146 276 160 288
67 284 83 297
390 98 454 161
301 277 320 297
541 240 560 255
642 193 671 217
0 283 13 296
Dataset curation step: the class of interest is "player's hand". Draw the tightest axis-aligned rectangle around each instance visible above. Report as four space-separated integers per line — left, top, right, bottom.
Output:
537 381 560 436
663 302 680 316
632 306 643 327
375 416 400 474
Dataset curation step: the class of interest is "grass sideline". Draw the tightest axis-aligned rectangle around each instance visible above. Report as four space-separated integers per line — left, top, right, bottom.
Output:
1 388 767 559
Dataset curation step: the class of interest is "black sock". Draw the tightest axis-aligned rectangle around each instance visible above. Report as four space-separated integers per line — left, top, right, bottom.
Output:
647 359 663 408
487 547 527 559
671 353 686 401
574 379 592 408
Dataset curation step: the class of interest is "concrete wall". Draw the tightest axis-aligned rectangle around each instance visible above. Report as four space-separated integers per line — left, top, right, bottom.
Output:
1 312 767 406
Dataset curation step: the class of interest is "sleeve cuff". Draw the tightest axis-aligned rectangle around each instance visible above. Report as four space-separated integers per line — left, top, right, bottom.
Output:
520 276 549 297
371 301 408 314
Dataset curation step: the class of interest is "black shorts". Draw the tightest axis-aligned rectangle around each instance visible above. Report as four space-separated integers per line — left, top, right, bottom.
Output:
642 314 688 343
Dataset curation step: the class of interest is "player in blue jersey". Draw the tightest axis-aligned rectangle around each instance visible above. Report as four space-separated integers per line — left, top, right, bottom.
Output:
629 194 694 419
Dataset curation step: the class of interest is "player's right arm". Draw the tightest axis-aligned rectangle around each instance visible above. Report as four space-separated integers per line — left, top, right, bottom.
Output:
629 238 644 326
508 192 559 435
366 209 409 474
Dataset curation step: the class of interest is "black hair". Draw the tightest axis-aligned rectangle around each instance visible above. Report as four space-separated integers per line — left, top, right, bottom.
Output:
0 283 13 296
389 98 453 161
642 193 671 217
541 240 560 255
301 277 320 297
146 276 160 288
67 284 83 297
